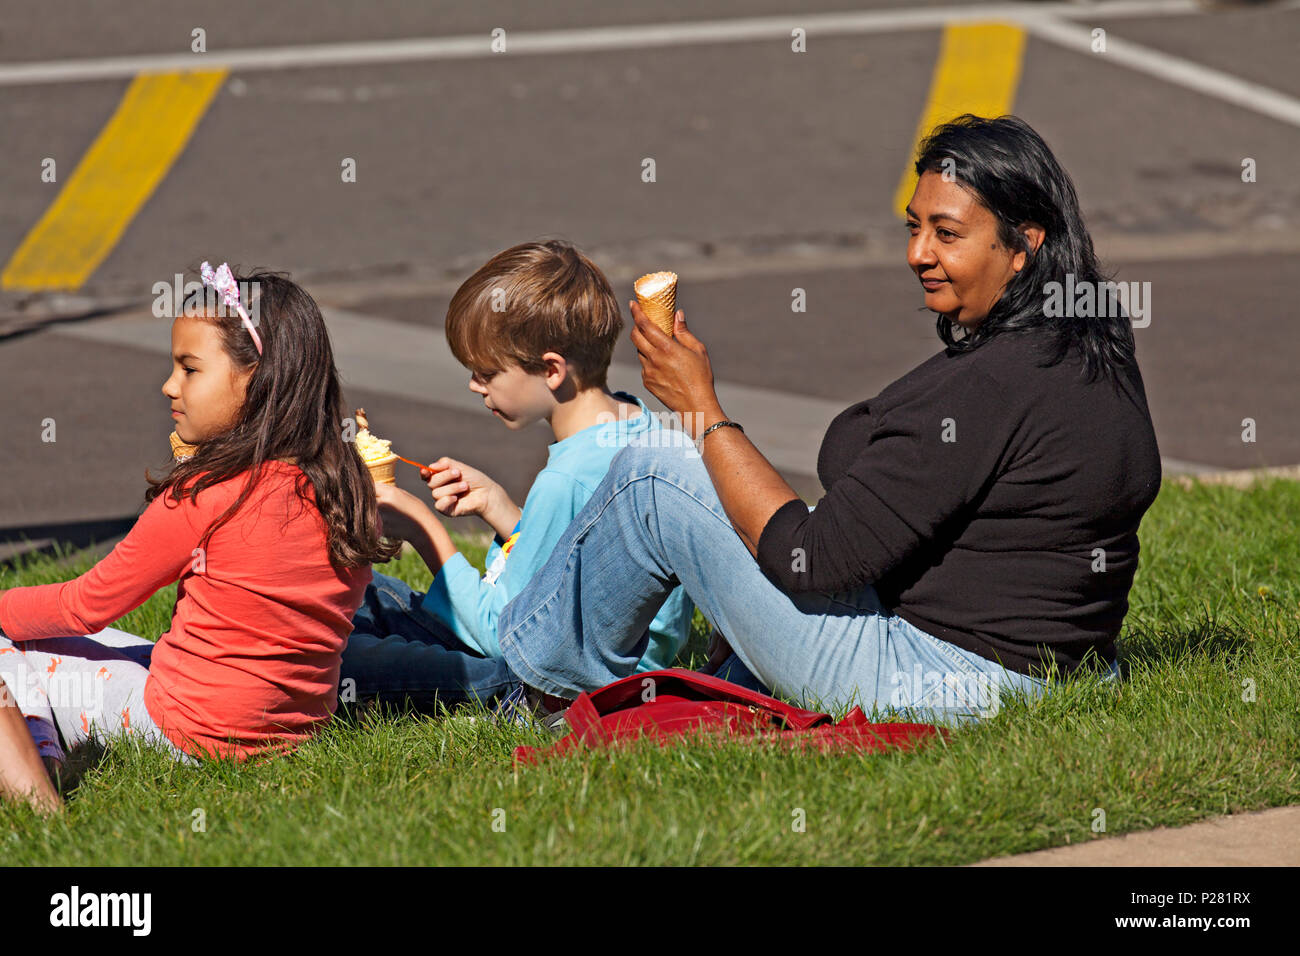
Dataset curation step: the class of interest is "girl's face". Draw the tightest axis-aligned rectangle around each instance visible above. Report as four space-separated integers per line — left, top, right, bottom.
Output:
466 353 566 430
905 170 1043 327
162 315 257 443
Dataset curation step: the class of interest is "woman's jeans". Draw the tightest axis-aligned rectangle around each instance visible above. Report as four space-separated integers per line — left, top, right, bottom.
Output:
498 428 1067 725
339 572 517 711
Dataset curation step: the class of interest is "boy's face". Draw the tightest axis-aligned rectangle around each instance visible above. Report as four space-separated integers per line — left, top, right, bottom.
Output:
467 361 559 430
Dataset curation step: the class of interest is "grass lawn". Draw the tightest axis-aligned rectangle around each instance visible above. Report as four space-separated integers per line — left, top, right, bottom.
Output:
1 478 1297 865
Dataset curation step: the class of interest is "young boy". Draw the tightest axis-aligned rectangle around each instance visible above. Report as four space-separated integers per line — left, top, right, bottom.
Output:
339 240 696 710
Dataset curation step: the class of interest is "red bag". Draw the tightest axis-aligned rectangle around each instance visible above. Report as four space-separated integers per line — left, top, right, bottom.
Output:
513 668 948 765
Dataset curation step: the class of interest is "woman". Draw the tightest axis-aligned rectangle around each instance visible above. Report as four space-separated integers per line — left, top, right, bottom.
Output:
496 114 1162 722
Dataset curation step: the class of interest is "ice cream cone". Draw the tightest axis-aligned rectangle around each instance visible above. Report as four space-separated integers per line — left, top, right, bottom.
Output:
352 407 398 483
366 455 398 485
169 430 199 461
634 271 678 337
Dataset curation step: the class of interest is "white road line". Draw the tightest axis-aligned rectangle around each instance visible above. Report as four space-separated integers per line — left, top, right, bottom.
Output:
0 1 1219 87
47 307 1225 478
1025 15 1300 129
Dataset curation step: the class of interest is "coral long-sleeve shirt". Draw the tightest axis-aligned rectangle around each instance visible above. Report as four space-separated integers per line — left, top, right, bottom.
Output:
0 462 371 759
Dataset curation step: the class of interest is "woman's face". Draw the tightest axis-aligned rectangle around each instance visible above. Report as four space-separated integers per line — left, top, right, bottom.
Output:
906 170 1041 328
162 315 256 443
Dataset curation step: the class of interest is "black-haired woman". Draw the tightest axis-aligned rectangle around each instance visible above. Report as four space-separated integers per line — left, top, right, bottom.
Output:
495 115 1162 721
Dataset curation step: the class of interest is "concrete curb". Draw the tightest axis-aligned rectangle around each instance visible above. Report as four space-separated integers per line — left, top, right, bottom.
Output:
972 805 1300 866
1168 465 1300 489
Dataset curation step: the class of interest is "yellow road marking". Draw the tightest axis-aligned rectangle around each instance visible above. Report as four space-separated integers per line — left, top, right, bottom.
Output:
2 70 227 291
892 23 1025 218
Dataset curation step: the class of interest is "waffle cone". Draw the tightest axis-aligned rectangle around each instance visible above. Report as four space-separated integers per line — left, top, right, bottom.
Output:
169 430 199 461
634 271 678 336
366 455 398 485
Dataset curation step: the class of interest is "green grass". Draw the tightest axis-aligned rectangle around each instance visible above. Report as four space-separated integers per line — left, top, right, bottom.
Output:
1 480 1297 864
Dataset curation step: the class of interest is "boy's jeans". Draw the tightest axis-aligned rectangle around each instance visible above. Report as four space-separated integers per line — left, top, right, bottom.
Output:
339 572 516 711
498 428 1105 725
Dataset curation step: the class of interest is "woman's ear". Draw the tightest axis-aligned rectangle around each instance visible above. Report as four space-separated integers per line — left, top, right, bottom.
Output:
1012 222 1046 273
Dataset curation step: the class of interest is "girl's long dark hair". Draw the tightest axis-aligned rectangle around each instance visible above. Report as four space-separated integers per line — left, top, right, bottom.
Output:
145 268 401 569
914 114 1135 382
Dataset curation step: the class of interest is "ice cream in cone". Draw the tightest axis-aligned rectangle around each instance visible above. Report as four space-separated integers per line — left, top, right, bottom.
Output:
169 430 199 462
634 271 678 337
353 408 398 484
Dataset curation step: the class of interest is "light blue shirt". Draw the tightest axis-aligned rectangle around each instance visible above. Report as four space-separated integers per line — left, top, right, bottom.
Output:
418 392 696 669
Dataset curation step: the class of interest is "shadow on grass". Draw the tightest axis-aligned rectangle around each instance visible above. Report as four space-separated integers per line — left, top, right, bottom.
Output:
333 693 495 727
51 739 109 802
1119 617 1256 668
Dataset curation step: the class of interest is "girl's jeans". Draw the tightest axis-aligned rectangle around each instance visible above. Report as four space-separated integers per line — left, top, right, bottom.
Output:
498 428 1074 725
0 627 191 762
339 573 517 711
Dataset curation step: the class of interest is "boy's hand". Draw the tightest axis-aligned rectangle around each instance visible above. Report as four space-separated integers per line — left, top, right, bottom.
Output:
421 458 495 518
373 481 432 543
701 628 733 676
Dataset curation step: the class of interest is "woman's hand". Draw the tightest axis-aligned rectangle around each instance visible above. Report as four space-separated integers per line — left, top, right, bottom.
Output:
628 300 724 438
372 481 433 544
629 298 802 561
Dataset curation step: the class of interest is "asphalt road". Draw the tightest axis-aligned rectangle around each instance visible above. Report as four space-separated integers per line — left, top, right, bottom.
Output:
2 0 1298 560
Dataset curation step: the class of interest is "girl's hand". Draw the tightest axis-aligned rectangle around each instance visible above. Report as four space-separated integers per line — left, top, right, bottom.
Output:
628 300 722 438
420 458 503 521
373 481 431 543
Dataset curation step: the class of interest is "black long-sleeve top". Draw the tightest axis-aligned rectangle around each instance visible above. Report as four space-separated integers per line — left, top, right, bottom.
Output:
756 330 1162 677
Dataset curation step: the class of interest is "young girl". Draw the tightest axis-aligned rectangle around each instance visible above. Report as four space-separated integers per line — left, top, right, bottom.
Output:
0 263 398 794
0 675 60 813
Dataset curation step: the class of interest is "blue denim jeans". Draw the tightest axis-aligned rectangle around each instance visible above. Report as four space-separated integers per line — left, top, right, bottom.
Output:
339 571 517 711
498 428 1070 725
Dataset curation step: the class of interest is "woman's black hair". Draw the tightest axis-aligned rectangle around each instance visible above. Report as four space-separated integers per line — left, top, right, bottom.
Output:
145 267 401 569
913 114 1135 381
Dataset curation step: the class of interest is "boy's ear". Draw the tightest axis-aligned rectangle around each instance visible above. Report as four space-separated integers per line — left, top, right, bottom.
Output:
541 351 570 392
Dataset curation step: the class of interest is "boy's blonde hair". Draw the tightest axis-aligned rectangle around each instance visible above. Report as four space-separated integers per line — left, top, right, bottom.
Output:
445 239 623 391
